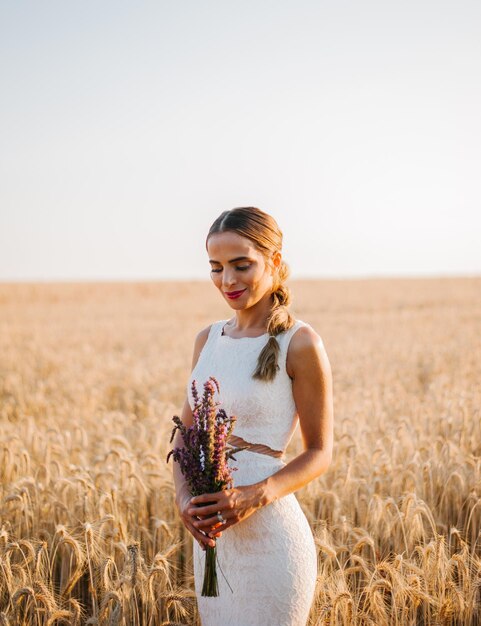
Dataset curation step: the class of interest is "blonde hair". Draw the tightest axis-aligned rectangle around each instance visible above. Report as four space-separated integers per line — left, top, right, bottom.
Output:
206 206 295 382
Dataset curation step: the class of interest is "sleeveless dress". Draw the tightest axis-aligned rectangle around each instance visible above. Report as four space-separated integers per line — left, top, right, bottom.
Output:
187 319 318 626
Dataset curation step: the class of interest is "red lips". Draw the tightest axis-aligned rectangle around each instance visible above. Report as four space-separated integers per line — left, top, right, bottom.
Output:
225 289 246 299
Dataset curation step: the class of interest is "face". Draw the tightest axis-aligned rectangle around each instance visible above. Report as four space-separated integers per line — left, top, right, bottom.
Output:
207 231 281 309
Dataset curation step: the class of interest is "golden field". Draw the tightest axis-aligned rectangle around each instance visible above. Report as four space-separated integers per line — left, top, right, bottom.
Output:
0 277 480 625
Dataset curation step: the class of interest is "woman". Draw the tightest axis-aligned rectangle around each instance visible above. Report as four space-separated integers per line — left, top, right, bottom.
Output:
172 207 334 626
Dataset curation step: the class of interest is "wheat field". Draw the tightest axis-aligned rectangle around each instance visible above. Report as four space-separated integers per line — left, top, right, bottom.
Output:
0 277 480 625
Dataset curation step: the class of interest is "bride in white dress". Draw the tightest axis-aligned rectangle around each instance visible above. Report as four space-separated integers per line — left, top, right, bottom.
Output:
172 207 334 626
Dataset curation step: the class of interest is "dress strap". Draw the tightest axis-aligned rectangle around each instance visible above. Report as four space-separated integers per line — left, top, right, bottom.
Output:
276 320 310 372
278 319 309 347
210 319 227 338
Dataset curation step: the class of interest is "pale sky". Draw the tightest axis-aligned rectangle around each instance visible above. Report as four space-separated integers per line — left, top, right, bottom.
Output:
0 0 479 281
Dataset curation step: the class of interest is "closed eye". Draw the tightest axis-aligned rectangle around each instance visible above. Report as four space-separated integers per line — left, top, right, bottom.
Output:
210 266 250 273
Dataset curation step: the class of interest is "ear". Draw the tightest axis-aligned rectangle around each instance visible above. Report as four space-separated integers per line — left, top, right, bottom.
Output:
271 251 282 271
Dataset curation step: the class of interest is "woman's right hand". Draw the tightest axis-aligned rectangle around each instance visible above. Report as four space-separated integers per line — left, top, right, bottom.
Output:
176 495 222 550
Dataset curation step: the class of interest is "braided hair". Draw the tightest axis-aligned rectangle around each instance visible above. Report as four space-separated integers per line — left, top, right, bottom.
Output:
206 207 295 382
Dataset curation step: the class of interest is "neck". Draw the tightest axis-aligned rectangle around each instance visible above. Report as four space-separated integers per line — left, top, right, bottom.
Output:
229 291 273 332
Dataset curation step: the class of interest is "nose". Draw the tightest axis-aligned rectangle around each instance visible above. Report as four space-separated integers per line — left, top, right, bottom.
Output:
222 268 237 289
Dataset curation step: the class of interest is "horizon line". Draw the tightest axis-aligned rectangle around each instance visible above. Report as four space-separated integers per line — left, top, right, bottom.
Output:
0 271 480 285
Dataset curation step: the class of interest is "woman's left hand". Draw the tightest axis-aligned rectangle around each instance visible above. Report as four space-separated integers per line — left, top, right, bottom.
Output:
187 484 264 540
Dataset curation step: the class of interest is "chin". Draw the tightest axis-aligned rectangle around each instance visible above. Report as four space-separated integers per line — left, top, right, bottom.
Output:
226 300 246 309
224 295 250 308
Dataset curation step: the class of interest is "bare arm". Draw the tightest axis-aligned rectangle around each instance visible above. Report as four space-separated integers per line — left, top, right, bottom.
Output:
258 325 334 506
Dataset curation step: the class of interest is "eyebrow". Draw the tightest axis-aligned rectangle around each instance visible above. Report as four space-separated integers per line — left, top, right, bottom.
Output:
208 256 252 264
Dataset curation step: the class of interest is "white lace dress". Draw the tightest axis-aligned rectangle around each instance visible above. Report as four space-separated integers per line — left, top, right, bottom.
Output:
187 319 318 626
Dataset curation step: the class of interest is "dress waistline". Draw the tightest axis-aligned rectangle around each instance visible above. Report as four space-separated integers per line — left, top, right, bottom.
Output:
227 434 284 459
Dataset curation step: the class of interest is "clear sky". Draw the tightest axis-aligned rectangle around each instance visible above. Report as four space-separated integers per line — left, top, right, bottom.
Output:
1 1 479 281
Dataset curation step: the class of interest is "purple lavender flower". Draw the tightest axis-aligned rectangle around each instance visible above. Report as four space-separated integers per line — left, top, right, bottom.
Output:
166 376 248 596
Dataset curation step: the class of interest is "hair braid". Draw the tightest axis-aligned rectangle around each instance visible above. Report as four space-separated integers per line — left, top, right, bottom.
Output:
252 260 295 382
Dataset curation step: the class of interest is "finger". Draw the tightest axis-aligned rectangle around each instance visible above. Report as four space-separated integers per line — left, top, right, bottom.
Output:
211 525 223 538
189 502 226 517
190 495 223 514
209 521 231 536
196 530 216 548
186 522 216 548
203 520 224 537
190 494 221 505
191 515 219 526
194 514 229 531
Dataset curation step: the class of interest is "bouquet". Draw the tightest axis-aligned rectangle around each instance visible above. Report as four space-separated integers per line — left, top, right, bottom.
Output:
166 376 248 596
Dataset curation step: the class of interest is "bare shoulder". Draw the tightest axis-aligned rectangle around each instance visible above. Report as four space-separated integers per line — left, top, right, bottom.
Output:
194 323 213 347
191 323 214 369
286 323 331 380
